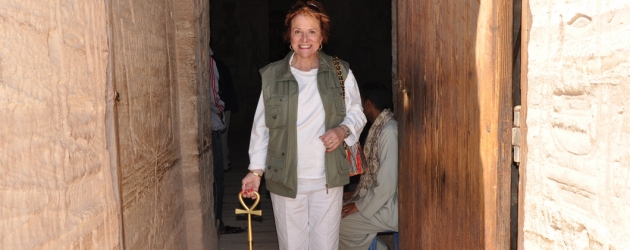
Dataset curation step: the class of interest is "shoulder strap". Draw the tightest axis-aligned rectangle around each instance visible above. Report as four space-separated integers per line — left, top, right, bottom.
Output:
333 56 347 101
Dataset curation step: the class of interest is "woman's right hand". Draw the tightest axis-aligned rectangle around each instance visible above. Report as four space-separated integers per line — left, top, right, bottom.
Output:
241 170 264 199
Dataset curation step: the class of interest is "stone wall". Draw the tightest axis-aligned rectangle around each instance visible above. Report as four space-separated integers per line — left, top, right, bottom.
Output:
524 1 630 249
0 0 120 249
0 0 213 248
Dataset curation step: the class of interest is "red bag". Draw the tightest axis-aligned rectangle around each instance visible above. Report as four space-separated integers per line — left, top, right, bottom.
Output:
346 143 367 176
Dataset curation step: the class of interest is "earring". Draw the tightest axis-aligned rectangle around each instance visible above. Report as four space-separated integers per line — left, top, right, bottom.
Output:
319 44 323 50
289 45 293 51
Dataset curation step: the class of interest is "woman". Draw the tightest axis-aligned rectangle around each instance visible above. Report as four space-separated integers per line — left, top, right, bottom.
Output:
240 1 366 249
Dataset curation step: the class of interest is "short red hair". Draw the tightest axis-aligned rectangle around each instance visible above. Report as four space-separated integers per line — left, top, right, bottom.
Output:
283 0 330 44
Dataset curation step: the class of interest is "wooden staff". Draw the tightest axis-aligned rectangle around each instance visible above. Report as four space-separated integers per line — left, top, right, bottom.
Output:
235 191 262 250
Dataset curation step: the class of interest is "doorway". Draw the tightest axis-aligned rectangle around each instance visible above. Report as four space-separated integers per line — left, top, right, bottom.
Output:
209 0 394 248
209 0 518 249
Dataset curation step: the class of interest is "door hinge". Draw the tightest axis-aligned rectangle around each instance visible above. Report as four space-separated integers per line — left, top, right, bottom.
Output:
512 106 521 163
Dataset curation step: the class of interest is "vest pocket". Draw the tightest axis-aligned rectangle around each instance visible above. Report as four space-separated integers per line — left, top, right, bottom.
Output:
264 96 287 128
265 149 286 182
337 147 350 174
329 86 347 115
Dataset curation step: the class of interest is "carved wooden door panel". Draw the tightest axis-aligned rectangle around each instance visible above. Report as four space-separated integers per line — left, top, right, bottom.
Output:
109 0 186 248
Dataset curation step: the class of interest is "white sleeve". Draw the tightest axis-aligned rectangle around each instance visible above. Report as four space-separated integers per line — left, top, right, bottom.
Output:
340 69 367 146
248 92 268 171
210 58 225 114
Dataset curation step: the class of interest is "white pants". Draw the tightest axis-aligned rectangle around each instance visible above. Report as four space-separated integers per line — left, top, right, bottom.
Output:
270 178 343 250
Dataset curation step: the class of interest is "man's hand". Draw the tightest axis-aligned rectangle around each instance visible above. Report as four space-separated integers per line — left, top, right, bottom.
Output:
341 203 359 218
342 191 354 203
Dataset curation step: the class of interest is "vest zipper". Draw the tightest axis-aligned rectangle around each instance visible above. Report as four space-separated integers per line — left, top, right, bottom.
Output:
326 184 329 194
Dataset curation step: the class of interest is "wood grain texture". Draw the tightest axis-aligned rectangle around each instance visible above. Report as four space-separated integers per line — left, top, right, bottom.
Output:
397 0 512 249
109 0 188 248
173 0 215 248
481 0 514 248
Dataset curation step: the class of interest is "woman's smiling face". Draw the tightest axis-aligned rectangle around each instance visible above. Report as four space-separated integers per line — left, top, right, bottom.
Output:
290 14 323 61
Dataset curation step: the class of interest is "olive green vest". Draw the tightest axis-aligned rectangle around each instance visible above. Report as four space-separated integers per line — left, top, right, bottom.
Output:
260 51 350 198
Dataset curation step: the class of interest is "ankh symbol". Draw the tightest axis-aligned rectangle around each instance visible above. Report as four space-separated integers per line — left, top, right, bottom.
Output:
235 191 262 250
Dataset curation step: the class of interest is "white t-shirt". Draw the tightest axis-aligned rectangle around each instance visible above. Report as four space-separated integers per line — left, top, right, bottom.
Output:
291 66 327 178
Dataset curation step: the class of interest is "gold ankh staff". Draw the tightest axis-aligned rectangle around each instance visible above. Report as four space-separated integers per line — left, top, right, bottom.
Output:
235 191 262 250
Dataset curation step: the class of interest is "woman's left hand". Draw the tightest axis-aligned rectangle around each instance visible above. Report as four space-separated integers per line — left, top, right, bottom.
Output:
341 203 359 218
320 126 346 152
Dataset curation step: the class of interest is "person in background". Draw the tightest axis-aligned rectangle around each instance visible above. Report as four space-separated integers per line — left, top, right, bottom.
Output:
339 82 398 250
240 1 367 249
210 48 245 235
209 48 227 235
213 56 239 172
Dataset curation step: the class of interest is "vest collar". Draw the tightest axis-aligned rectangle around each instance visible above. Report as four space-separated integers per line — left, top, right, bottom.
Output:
275 51 335 82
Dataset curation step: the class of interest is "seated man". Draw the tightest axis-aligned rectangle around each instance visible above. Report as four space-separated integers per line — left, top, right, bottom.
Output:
339 82 398 250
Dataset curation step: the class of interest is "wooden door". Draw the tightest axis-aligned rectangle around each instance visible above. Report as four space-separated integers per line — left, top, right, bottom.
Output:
396 0 513 249
109 0 188 248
